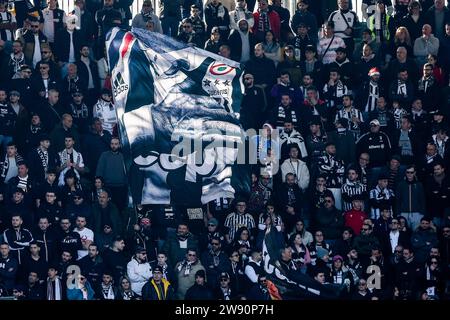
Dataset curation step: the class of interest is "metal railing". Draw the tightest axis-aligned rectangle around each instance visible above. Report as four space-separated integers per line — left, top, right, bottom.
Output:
57 0 365 22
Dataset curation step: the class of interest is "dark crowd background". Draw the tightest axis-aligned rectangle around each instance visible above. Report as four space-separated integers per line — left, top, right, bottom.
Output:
0 0 449 301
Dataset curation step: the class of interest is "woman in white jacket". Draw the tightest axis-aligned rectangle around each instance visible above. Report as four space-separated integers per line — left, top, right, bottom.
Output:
281 144 310 191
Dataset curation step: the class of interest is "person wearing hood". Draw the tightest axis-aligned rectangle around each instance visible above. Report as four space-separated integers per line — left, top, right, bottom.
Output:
228 19 256 63
54 15 83 78
290 0 318 43
229 0 254 31
328 118 355 166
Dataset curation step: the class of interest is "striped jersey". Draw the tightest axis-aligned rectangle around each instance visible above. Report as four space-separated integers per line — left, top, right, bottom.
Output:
224 212 256 242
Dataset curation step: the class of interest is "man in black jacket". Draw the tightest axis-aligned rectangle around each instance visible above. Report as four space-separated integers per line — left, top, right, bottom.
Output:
54 17 83 70
78 243 105 291
0 242 18 294
27 133 60 184
55 217 82 258
201 237 230 289
240 72 266 130
34 217 57 263
185 269 214 300
275 173 303 231
3 214 33 265
228 19 256 63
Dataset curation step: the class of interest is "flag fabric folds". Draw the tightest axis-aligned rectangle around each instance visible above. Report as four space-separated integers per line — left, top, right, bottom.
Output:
262 226 342 299
105 27 245 206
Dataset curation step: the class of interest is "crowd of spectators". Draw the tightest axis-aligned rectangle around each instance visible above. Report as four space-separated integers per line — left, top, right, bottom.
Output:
0 0 450 300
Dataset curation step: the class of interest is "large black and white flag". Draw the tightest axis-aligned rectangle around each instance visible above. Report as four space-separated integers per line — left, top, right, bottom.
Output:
106 27 246 206
263 226 342 299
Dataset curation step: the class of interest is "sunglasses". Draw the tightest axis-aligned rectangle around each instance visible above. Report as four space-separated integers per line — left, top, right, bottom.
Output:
362 228 370 231
211 243 220 246
208 224 216 227
220 278 229 282
406 171 415 174
31 25 40 28
41 51 50 54
188 254 196 257
73 196 82 200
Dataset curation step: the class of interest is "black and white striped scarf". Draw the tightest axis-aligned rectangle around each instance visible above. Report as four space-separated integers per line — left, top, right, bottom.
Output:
37 147 49 174
257 9 270 33
365 81 379 112
46 276 62 300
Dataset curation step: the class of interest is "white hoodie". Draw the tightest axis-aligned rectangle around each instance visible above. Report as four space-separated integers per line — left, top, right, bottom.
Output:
127 258 153 296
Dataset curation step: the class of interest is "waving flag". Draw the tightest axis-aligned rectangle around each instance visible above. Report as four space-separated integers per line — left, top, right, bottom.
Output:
106 27 246 206
262 227 342 299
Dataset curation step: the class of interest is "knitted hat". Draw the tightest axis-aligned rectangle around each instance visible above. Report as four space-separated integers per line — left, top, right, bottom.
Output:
368 67 380 77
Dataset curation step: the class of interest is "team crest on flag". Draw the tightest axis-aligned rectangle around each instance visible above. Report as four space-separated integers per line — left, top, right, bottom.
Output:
106 27 246 206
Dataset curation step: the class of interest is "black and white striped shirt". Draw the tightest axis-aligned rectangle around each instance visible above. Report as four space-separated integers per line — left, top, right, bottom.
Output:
224 212 256 242
341 180 367 212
